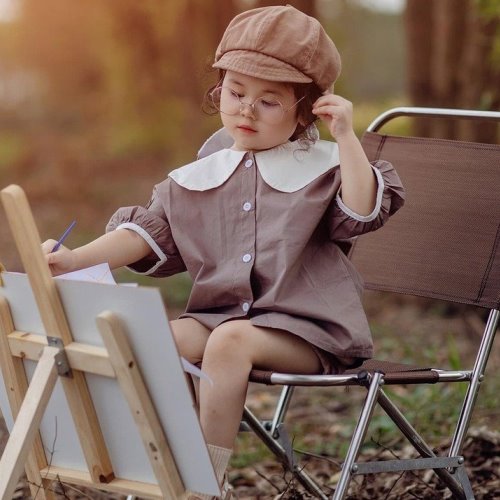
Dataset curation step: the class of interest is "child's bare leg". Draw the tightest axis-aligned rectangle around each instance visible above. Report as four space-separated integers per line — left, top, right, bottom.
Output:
171 318 237 499
170 318 210 406
199 320 321 449
170 317 211 363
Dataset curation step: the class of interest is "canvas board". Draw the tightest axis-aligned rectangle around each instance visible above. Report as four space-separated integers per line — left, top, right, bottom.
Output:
0 271 219 496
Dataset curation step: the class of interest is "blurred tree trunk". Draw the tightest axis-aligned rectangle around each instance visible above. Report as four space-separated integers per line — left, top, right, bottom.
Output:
405 0 435 137
405 0 500 141
256 0 317 17
173 0 237 154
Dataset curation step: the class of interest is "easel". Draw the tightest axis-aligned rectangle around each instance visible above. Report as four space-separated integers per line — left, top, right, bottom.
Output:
0 185 219 499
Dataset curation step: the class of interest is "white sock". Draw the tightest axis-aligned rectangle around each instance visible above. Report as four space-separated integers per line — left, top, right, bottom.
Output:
187 444 232 500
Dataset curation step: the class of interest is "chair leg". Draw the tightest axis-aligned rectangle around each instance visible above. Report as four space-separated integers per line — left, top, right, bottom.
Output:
332 371 383 500
455 466 475 500
449 309 498 459
269 385 294 438
242 406 328 499
377 388 467 499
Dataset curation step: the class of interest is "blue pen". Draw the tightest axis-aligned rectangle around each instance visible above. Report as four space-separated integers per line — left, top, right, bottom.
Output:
51 220 76 253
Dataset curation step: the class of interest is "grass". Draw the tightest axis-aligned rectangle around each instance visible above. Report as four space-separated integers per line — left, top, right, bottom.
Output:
235 293 500 473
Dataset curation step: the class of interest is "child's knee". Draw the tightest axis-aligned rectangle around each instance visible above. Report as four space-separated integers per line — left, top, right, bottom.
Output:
170 318 210 362
204 321 252 361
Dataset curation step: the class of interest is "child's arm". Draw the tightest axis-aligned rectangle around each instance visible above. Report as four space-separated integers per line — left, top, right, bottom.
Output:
312 93 376 216
42 228 151 276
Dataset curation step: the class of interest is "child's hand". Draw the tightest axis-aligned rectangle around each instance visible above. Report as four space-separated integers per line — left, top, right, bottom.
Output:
41 240 77 276
312 93 354 140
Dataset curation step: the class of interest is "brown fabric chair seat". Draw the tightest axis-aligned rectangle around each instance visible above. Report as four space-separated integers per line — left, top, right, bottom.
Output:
249 359 440 386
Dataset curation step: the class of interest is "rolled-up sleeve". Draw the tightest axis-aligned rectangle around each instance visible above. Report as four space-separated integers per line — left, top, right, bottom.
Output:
106 188 186 276
328 160 405 240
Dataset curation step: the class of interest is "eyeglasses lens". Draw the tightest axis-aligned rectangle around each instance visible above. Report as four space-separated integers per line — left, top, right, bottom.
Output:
211 87 286 125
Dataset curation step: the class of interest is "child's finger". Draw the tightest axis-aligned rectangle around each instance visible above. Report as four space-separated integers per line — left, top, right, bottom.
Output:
46 251 61 265
313 94 347 108
41 239 58 254
312 104 344 118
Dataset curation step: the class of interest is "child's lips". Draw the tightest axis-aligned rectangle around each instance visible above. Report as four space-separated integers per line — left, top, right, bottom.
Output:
237 124 257 133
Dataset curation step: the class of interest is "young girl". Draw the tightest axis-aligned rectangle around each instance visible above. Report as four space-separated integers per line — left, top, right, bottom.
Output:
43 5 404 499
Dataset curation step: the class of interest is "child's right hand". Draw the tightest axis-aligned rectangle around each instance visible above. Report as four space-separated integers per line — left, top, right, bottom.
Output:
41 240 77 276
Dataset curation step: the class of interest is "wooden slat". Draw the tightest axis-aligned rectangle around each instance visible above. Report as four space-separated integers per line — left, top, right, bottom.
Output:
8 332 115 378
40 467 163 499
1 185 114 483
0 345 59 500
0 296 54 500
97 311 187 499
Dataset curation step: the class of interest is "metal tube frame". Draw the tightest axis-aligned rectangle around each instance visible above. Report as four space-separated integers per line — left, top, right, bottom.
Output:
449 309 499 458
270 385 295 438
242 405 329 499
366 106 500 133
332 371 384 500
377 389 469 499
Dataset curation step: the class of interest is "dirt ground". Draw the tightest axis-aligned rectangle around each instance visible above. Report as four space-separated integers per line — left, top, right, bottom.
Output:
1 406 499 499
1 296 499 499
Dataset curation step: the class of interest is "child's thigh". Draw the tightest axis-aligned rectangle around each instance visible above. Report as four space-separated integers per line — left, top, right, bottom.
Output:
170 317 211 363
207 320 321 375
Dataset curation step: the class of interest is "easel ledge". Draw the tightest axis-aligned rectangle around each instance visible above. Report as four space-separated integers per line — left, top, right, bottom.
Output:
0 185 202 500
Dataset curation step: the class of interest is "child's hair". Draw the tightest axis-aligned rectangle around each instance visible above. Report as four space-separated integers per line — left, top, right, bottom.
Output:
288 81 324 143
202 70 323 147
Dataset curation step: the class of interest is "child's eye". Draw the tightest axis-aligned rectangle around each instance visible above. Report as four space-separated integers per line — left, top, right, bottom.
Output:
223 88 241 100
260 99 281 108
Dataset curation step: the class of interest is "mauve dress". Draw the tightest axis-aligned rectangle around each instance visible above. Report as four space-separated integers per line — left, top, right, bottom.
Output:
107 138 405 373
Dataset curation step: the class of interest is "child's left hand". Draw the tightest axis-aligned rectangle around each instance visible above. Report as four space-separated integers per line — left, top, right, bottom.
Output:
312 93 354 141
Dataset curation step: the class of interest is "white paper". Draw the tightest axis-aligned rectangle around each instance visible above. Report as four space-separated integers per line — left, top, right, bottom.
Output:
55 263 116 284
182 358 213 386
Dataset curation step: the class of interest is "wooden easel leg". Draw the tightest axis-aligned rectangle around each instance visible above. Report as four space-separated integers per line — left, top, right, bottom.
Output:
96 311 188 500
0 297 54 500
1 185 114 484
0 346 59 500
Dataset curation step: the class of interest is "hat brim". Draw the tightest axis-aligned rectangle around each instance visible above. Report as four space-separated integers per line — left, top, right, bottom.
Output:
213 50 312 84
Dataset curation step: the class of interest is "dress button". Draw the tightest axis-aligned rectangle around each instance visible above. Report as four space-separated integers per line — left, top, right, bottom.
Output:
242 253 252 263
244 159 253 168
243 202 252 211
242 302 250 312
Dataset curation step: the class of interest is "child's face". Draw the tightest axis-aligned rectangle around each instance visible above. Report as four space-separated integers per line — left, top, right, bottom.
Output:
219 71 302 151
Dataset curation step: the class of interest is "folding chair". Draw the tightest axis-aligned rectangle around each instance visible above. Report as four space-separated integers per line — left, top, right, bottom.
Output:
242 107 500 500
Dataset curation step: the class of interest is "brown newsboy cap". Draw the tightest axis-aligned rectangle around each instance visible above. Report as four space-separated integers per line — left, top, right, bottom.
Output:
213 5 341 92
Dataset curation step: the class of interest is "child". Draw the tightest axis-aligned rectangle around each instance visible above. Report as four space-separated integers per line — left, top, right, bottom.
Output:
43 5 405 499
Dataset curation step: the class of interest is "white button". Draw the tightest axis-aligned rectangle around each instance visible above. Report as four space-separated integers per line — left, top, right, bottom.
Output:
243 202 252 211
242 253 252 263
244 159 253 168
242 302 250 312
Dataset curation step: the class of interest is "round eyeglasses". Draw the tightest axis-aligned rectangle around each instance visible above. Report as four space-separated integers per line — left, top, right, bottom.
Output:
210 86 305 125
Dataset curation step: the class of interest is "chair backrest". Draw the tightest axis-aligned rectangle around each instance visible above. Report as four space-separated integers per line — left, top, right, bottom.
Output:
352 130 500 309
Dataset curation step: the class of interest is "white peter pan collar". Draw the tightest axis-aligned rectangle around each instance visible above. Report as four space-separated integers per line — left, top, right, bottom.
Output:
256 140 339 193
169 128 340 193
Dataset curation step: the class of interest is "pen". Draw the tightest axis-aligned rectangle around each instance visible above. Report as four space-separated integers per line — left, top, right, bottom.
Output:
51 220 76 253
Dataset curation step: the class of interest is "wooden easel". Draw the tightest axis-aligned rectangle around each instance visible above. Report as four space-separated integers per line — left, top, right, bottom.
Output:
0 185 217 499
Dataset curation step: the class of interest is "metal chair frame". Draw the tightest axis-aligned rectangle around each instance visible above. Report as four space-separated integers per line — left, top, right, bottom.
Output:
239 107 500 500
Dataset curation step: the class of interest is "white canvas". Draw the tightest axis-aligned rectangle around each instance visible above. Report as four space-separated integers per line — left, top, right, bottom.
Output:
0 271 219 496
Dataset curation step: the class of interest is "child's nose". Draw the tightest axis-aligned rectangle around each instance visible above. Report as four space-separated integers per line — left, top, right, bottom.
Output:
239 102 256 119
